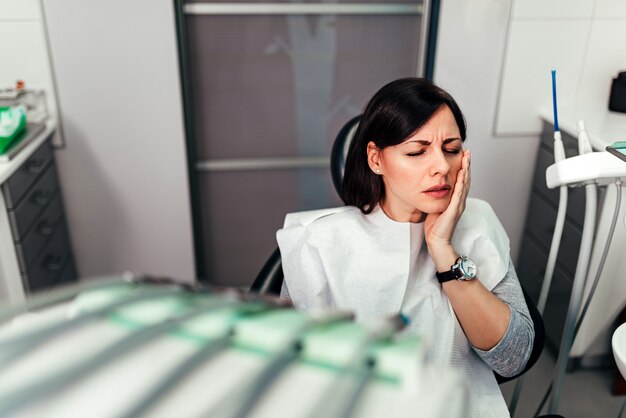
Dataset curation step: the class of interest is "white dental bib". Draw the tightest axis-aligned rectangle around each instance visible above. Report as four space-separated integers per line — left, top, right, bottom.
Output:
277 198 512 418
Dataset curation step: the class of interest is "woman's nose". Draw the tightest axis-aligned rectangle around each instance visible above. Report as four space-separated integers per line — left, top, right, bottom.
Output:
429 149 451 176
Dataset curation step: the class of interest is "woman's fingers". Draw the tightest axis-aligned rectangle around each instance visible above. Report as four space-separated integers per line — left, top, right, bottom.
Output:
425 150 471 247
460 150 471 210
449 150 469 212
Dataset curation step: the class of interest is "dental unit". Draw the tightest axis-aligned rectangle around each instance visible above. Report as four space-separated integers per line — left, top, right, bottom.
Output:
512 70 626 417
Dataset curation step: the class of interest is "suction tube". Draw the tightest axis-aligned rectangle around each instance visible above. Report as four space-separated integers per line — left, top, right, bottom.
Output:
509 69 569 417
539 70 569 313
549 181 597 413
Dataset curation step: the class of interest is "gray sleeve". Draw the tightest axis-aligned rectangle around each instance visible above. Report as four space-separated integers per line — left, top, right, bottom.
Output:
470 259 535 377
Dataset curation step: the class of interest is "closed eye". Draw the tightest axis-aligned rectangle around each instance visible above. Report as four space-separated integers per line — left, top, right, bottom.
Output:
406 151 425 157
445 148 462 154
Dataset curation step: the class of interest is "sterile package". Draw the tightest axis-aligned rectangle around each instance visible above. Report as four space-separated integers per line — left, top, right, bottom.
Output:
0 106 27 154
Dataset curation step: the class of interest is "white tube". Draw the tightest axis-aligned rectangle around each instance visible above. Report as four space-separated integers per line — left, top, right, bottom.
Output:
538 185 568 313
509 132 569 417
577 121 593 155
553 131 566 162
539 131 569 313
549 182 597 414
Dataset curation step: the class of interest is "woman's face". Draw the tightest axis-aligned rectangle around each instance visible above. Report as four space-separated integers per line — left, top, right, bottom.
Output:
367 105 464 222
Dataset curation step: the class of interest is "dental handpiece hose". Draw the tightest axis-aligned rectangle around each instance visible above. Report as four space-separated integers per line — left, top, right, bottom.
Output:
539 121 593 314
534 180 623 417
509 75 568 417
539 132 567 313
509 140 568 418
540 68 568 314
549 181 597 414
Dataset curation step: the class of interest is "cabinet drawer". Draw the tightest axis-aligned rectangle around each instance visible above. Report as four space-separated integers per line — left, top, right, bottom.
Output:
54 257 78 287
525 194 582 276
24 221 72 292
533 145 586 227
516 235 547 304
14 192 65 271
517 234 573 352
543 267 574 352
2 140 54 208
8 163 59 240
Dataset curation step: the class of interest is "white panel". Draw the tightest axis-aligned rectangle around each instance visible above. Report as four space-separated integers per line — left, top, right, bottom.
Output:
43 0 195 280
0 0 41 20
434 0 542 264
0 22 49 86
577 20 626 108
512 0 594 19
495 20 590 135
594 0 626 18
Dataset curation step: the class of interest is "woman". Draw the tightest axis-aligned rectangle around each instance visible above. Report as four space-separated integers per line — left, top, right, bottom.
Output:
276 78 533 417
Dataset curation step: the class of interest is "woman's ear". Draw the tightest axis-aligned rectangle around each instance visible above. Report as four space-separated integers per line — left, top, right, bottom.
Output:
367 141 382 174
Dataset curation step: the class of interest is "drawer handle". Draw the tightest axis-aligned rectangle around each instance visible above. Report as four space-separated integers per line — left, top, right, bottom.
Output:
43 255 63 271
37 220 55 235
31 191 50 206
26 159 46 174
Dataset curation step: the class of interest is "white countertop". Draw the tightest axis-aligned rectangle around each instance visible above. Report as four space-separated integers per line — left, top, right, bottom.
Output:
0 119 57 185
539 105 626 151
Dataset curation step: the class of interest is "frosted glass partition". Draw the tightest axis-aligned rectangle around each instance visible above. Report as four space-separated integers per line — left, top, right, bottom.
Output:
199 168 343 286
184 2 426 286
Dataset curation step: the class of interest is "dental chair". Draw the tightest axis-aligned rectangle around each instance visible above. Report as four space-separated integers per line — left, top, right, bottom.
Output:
250 115 546 387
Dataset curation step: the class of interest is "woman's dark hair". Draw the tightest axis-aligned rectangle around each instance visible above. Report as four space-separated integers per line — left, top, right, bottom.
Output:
341 77 466 213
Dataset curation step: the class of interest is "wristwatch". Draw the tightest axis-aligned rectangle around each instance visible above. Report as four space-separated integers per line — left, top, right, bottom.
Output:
435 255 477 283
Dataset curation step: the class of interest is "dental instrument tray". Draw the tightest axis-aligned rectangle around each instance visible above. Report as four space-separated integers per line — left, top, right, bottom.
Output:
606 141 626 163
0 275 464 418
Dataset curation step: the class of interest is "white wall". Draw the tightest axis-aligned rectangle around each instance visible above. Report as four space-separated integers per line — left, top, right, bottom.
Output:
434 0 539 262
0 0 63 145
496 0 626 134
41 0 196 281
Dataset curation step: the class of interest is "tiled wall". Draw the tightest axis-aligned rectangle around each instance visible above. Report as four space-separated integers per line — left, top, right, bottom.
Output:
495 0 626 135
0 0 62 144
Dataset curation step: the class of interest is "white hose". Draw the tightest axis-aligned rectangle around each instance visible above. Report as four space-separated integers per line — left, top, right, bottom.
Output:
538 185 568 313
549 182 597 413
509 134 568 417
540 132 568 315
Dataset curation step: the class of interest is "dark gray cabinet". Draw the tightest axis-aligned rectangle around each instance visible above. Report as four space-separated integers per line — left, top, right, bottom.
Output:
2 135 77 293
518 122 587 352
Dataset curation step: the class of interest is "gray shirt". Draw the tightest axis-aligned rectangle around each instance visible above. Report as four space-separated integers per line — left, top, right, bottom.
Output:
470 258 534 377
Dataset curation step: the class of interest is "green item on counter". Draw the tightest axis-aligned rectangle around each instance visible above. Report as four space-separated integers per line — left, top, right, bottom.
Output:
0 106 27 154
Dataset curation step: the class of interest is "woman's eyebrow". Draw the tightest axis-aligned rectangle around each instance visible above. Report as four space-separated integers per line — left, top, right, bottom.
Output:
404 137 462 146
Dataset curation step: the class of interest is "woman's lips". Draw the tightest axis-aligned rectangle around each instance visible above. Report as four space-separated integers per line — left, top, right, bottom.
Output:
423 184 451 198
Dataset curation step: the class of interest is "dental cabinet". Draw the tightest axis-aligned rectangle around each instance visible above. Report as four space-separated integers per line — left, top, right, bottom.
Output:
0 120 77 305
519 106 626 367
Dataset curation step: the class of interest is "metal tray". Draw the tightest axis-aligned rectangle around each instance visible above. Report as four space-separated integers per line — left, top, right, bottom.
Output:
0 123 46 163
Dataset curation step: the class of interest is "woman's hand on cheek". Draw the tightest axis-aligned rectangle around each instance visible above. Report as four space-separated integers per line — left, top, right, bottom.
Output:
424 150 471 258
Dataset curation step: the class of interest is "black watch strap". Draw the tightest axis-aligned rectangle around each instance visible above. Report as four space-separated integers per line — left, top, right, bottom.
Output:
435 269 459 283
435 256 462 283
